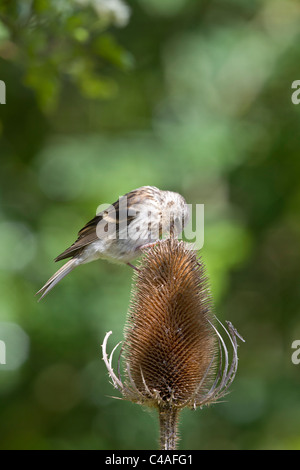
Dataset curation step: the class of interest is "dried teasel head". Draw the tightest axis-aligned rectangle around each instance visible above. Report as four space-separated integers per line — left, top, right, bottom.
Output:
102 238 244 449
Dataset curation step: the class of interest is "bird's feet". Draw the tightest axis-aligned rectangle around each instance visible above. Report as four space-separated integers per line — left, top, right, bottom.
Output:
127 262 139 272
139 240 161 251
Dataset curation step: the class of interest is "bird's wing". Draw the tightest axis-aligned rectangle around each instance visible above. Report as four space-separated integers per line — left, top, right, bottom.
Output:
54 192 140 262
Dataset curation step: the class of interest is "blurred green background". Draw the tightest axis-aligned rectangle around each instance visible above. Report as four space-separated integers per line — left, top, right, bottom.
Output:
1 0 300 450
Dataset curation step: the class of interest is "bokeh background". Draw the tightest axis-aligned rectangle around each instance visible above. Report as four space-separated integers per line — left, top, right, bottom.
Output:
1 0 300 450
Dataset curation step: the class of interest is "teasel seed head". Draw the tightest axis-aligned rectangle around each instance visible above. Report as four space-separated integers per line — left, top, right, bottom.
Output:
102 238 244 449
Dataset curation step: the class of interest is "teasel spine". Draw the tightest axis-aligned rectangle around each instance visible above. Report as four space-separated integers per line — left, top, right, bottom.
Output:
102 239 244 449
102 319 242 403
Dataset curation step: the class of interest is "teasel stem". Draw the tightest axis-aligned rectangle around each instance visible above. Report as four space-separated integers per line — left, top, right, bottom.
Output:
158 405 180 450
102 239 245 450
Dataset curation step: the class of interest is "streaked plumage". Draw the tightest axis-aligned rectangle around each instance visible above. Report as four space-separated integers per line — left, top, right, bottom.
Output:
36 186 189 300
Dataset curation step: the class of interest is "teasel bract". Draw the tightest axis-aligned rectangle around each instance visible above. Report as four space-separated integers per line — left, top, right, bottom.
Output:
102 239 244 450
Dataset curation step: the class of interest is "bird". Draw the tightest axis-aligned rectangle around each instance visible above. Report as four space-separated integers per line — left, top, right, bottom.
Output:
36 186 190 300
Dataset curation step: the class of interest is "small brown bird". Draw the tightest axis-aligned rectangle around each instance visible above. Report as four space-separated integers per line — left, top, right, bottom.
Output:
36 186 189 300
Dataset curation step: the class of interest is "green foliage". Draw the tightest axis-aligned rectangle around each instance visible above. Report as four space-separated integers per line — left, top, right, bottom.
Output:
0 0 132 110
1 0 300 451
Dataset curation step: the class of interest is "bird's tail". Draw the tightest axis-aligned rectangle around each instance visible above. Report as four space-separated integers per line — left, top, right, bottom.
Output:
36 258 78 301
